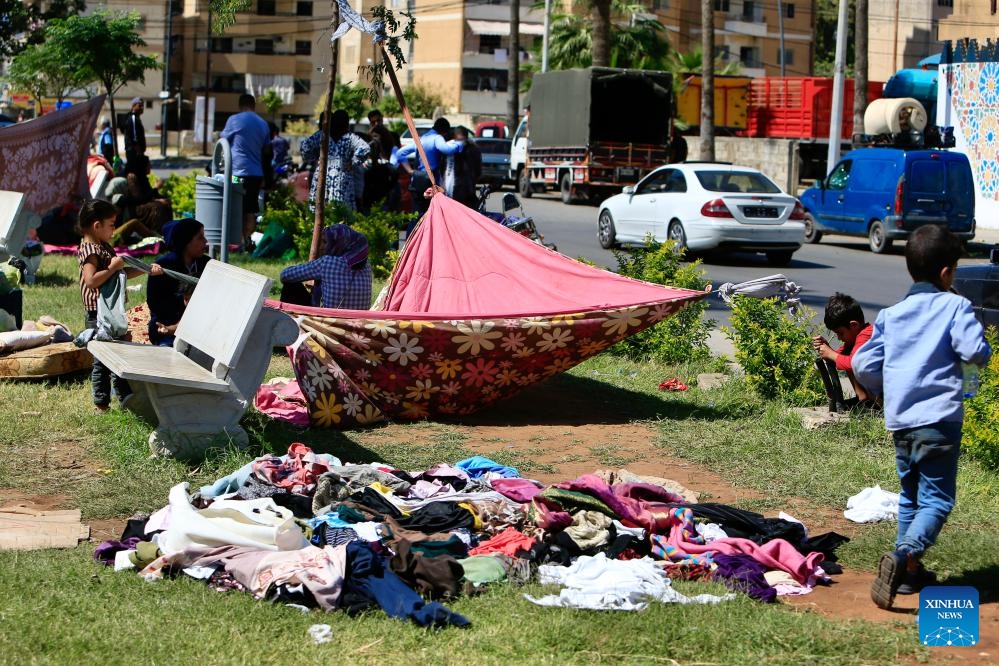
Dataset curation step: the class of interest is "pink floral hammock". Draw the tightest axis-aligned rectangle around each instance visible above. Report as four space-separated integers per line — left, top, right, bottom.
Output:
269 196 708 428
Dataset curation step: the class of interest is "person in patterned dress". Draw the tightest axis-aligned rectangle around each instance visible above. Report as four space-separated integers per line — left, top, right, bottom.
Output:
300 109 370 212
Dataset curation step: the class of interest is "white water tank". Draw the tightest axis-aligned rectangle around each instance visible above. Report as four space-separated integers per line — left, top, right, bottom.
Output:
864 97 929 135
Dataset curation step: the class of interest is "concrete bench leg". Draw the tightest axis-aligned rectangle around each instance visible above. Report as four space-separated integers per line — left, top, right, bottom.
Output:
139 383 249 458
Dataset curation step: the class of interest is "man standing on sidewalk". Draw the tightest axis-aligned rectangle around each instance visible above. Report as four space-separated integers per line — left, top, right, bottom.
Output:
123 97 147 166
220 94 271 249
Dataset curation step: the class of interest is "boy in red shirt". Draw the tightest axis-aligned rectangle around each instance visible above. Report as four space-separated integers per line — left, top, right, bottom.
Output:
813 292 875 409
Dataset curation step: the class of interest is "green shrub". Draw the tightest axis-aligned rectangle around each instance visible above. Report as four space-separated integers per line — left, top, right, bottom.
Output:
963 326 999 470
723 295 824 404
610 238 713 364
160 172 198 217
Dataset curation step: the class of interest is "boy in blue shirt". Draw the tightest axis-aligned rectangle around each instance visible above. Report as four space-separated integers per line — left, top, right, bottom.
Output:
853 225 991 609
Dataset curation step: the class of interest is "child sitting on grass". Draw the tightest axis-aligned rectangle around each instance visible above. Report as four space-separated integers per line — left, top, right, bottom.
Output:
77 199 162 411
812 292 875 410
853 225 991 609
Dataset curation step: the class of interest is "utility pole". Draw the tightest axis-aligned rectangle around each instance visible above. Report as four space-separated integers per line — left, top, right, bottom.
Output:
201 6 213 156
541 0 551 73
699 0 715 161
826 0 848 171
508 0 520 131
853 0 868 144
777 0 785 77
160 0 173 157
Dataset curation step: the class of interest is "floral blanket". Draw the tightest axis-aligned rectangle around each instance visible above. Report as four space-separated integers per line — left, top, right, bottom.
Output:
0 96 104 215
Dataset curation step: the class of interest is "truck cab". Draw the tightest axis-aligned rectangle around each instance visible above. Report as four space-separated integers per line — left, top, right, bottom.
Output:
510 116 529 196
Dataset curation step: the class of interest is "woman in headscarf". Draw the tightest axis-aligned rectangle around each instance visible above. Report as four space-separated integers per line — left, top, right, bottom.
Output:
279 224 372 309
300 109 370 211
146 218 209 346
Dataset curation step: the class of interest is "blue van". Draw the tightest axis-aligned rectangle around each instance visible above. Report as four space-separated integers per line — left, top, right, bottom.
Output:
799 148 976 253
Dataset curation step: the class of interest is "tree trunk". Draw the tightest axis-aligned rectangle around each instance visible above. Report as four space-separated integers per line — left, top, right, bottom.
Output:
508 0 520 131
591 0 611 67
699 0 715 161
106 79 119 159
310 0 340 261
852 0 868 144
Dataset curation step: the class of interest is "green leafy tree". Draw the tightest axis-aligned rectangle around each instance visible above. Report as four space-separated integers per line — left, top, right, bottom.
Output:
4 41 91 113
259 88 285 122
311 80 370 123
376 82 444 119
0 0 85 59
44 12 160 157
814 0 855 76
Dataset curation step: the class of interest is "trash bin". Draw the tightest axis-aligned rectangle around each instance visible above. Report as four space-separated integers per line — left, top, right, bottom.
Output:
195 175 243 249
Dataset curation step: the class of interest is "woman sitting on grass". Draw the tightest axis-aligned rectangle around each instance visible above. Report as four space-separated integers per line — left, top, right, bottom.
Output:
279 224 371 310
146 218 209 346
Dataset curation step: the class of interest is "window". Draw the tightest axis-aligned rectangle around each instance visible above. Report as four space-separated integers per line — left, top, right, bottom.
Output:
258 0 275 15
479 35 501 54
784 3 795 17
714 0 730 11
461 68 508 93
211 74 245 93
211 37 233 53
295 40 311 56
937 0 953 6
742 0 755 18
636 169 676 195
651 0 668 9
297 1 313 16
779 48 794 66
826 160 852 191
739 46 761 68
294 78 311 94
255 39 274 55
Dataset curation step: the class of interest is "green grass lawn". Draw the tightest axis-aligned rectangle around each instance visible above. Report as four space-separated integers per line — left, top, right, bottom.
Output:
2 255 997 664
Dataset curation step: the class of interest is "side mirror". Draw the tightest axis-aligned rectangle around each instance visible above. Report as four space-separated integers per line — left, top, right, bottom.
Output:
623 186 635 195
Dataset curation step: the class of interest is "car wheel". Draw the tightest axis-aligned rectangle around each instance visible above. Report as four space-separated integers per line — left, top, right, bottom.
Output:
598 210 617 249
667 219 687 254
766 250 795 267
518 167 532 198
560 172 575 205
803 212 822 244
868 220 893 254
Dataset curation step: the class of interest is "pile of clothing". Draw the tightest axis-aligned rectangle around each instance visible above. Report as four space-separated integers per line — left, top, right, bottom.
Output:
96 444 848 626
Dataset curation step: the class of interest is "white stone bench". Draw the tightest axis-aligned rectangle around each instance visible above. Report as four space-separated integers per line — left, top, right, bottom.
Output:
0 190 27 263
88 260 298 458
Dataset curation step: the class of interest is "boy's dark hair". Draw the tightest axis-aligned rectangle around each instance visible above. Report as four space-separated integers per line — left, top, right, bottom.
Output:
367 109 383 121
905 224 962 284
237 93 256 109
76 199 117 235
824 292 865 329
432 118 451 135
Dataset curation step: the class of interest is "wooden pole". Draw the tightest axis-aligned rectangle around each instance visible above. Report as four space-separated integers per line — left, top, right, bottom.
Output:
309 0 341 261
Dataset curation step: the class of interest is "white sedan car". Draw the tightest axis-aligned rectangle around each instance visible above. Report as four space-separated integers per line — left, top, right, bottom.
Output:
597 163 806 266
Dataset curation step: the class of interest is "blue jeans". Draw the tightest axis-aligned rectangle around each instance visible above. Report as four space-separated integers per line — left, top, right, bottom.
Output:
86 313 132 407
893 421 962 557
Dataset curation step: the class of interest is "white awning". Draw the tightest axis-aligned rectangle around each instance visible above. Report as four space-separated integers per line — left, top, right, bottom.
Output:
467 20 545 37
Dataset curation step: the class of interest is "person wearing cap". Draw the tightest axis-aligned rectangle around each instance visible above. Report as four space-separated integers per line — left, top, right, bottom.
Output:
279 223 371 310
219 93 272 250
123 97 147 165
391 117 463 222
146 218 209 346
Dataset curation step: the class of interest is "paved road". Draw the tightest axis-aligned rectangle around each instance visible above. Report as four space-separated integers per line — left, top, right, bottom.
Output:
500 190 913 328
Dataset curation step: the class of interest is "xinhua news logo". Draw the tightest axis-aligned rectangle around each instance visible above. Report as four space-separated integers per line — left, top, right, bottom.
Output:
919 586 979 647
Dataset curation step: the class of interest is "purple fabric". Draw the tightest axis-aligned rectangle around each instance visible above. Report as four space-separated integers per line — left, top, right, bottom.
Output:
491 478 544 503
554 474 687 532
324 224 369 269
94 537 142 566
711 553 777 603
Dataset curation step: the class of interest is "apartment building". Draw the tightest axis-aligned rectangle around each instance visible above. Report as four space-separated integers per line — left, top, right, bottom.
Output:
868 0 999 81
649 0 814 77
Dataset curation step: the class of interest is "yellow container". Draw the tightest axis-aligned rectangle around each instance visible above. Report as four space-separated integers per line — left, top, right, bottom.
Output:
675 74 751 130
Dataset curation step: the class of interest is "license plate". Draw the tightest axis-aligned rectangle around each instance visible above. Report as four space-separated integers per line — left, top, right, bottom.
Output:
742 206 779 218
618 167 637 179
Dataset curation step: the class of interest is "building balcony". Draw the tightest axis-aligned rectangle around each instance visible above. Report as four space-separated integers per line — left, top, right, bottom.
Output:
209 52 297 75
725 10 766 37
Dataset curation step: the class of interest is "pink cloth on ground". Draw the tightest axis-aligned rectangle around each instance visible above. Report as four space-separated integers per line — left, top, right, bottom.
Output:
490 478 544 503
468 526 536 557
251 443 333 495
254 378 310 427
44 242 163 257
663 522 824 585
555 474 687 532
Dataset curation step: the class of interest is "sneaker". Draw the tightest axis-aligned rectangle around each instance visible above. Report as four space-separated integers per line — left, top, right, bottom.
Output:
897 565 937 595
871 551 906 609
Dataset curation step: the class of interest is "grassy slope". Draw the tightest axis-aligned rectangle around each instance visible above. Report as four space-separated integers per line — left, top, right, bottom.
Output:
4 255 998 663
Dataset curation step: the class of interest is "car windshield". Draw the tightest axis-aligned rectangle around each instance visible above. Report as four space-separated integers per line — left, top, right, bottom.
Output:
400 126 432 139
475 139 511 155
695 170 782 194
